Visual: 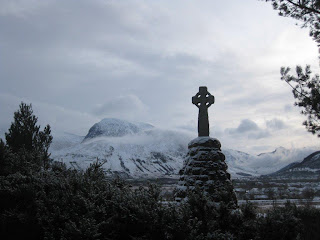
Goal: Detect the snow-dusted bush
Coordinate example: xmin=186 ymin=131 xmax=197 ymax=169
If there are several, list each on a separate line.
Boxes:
xmin=2 ymin=160 xmax=320 ymax=239
xmin=1 ymin=103 xmax=320 ymax=239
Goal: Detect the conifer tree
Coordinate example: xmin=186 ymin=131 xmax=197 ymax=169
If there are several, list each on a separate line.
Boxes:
xmin=264 ymin=0 xmax=320 ymax=47
xmin=264 ymin=0 xmax=320 ymax=137
xmin=0 ymin=139 xmax=7 ymax=175
xmin=281 ymin=66 xmax=320 ymax=136
xmin=5 ymin=102 xmax=53 ymax=168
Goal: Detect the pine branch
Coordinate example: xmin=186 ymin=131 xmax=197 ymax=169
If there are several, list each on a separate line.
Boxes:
xmin=284 ymin=79 xmax=310 ymax=99
xmin=286 ymin=0 xmax=320 ymax=15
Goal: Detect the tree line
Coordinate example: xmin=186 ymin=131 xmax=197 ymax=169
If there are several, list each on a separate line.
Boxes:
xmin=0 ymin=102 xmax=320 ymax=239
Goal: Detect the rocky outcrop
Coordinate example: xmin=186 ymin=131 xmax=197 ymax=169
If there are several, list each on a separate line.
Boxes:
xmin=176 ymin=137 xmax=237 ymax=208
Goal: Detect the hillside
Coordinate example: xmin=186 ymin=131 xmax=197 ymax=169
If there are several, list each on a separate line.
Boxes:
xmin=49 ymin=118 xmax=318 ymax=179
xmin=271 ymin=151 xmax=320 ymax=178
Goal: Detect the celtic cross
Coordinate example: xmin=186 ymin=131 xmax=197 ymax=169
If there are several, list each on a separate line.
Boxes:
xmin=192 ymin=86 xmax=215 ymax=137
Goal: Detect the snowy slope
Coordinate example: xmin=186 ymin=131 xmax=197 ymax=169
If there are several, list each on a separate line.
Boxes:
xmin=50 ymin=131 xmax=84 ymax=151
xmin=49 ymin=118 xmax=318 ymax=178
xmin=223 ymin=149 xmax=258 ymax=177
xmin=83 ymin=118 xmax=154 ymax=141
xmin=51 ymin=128 xmax=188 ymax=178
xmin=271 ymin=151 xmax=320 ymax=177
xmin=251 ymin=147 xmax=317 ymax=175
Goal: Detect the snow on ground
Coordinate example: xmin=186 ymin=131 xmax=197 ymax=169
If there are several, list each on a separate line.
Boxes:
xmin=49 ymin=119 xmax=319 ymax=178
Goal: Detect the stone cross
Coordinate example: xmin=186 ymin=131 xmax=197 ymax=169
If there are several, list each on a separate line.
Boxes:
xmin=192 ymin=86 xmax=215 ymax=137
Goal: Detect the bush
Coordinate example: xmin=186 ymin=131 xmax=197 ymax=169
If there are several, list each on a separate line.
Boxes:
xmin=2 ymin=161 xmax=320 ymax=239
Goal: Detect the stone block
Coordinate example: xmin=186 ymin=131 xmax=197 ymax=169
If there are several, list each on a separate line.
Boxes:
xmin=175 ymin=136 xmax=237 ymax=208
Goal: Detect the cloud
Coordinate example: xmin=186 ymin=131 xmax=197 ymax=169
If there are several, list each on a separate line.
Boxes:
xmin=0 ymin=0 xmax=319 ymax=154
xmin=0 ymin=93 xmax=99 ymax=136
xmin=248 ymin=130 xmax=271 ymax=139
xmin=225 ymin=119 xmax=271 ymax=140
xmin=284 ymin=104 xmax=294 ymax=112
xmin=93 ymin=95 xmax=148 ymax=121
xmin=226 ymin=119 xmax=259 ymax=134
xmin=266 ymin=118 xmax=287 ymax=130
xmin=0 ymin=0 xmax=51 ymax=17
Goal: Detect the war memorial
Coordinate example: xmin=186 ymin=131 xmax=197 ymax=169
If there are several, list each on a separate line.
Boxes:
xmin=175 ymin=86 xmax=238 ymax=208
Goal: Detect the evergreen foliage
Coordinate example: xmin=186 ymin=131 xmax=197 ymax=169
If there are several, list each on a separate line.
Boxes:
xmin=1 ymin=163 xmax=320 ymax=240
xmin=1 ymin=103 xmax=320 ymax=239
xmin=0 ymin=139 xmax=6 ymax=175
xmin=2 ymin=102 xmax=52 ymax=175
xmin=281 ymin=66 xmax=320 ymax=136
xmin=265 ymin=0 xmax=320 ymax=46
xmin=264 ymin=0 xmax=320 ymax=137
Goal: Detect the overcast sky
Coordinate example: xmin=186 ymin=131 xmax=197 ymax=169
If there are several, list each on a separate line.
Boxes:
xmin=0 ymin=0 xmax=319 ymax=154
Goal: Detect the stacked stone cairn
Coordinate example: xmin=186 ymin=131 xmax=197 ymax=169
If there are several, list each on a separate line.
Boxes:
xmin=175 ymin=136 xmax=238 ymax=208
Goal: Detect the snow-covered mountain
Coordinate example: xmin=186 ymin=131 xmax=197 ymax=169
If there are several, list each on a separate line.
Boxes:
xmin=51 ymin=119 xmax=189 ymax=178
xmin=270 ymin=151 xmax=320 ymax=178
xmin=83 ymin=118 xmax=154 ymax=141
xmin=49 ymin=118 xmax=318 ymax=179
xmin=237 ymin=147 xmax=317 ymax=176
xmin=221 ymin=147 xmax=316 ymax=177
xmin=50 ymin=132 xmax=84 ymax=152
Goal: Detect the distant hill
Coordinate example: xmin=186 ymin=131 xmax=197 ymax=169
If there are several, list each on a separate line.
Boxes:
xmin=83 ymin=118 xmax=154 ymax=141
xmin=49 ymin=118 xmax=318 ymax=179
xmin=270 ymin=151 xmax=320 ymax=178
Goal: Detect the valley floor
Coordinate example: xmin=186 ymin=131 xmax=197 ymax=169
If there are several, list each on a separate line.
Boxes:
xmin=127 ymin=175 xmax=320 ymax=208
xmin=238 ymin=198 xmax=320 ymax=209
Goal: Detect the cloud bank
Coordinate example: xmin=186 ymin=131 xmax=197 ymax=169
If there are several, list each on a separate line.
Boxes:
xmin=0 ymin=0 xmax=319 ymax=154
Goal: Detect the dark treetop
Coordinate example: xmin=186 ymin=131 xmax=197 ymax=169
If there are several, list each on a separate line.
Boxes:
xmin=192 ymin=86 xmax=215 ymax=137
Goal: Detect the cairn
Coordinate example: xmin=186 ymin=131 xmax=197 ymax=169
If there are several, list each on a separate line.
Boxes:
xmin=175 ymin=87 xmax=237 ymax=208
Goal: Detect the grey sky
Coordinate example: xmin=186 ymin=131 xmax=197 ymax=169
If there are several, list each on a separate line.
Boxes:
xmin=0 ymin=0 xmax=319 ymax=154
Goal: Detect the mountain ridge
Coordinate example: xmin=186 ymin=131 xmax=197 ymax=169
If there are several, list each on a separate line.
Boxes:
xmin=49 ymin=118 xmax=319 ymax=179
xmin=83 ymin=118 xmax=154 ymax=141
xmin=270 ymin=151 xmax=320 ymax=177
